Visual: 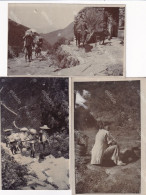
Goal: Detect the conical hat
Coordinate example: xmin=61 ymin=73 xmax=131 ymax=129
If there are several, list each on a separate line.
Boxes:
xmin=30 ymin=129 xmax=37 ymax=134
xmin=40 ymin=125 xmax=50 ymax=130
xmin=4 ymin=129 xmax=13 ymax=132
xmin=20 ymin=127 xmax=29 ymax=132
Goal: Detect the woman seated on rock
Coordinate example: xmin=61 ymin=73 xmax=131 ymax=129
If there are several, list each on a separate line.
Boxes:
xmin=91 ymin=124 xmax=126 ymax=166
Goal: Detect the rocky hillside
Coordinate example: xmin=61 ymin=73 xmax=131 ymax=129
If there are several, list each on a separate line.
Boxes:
xmin=74 ymin=80 xmax=141 ymax=193
xmin=0 ymin=77 xmax=69 ymax=137
xmin=8 ymin=19 xmax=51 ymax=58
xmin=54 ymin=37 xmax=124 ymax=76
xmin=74 ymin=81 xmax=140 ymax=132
xmin=1 ymin=142 xmax=69 ymax=190
xmin=8 ymin=19 xmax=29 ymax=49
xmin=8 ymin=19 xmax=29 ymax=57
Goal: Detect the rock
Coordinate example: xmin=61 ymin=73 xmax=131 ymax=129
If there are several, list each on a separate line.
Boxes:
xmin=87 ymin=163 xmax=102 ymax=171
xmin=120 ymin=147 xmax=140 ymax=164
xmin=47 ymin=176 xmax=54 ymax=184
xmin=48 ymin=154 xmax=55 ymax=159
xmin=58 ymin=151 xmax=62 ymax=155
xmin=56 ymin=46 xmax=80 ymax=69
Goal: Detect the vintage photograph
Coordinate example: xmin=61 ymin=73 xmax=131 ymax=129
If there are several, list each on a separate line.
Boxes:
xmin=73 ymin=80 xmax=141 ymax=193
xmin=0 ymin=77 xmax=69 ymax=190
xmin=8 ymin=4 xmax=125 ymax=76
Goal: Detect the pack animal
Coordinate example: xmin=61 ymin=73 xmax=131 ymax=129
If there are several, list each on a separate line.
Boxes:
xmin=93 ymin=29 xmax=111 ymax=46
xmin=35 ymin=45 xmax=41 ymax=57
xmin=34 ymin=38 xmax=43 ymax=57
xmin=74 ymin=22 xmax=88 ymax=47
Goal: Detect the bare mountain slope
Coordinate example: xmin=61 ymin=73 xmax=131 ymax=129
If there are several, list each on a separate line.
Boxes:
xmin=8 ymin=19 xmax=29 ymax=47
xmin=8 ymin=19 xmax=51 ymax=57
xmin=41 ymin=22 xmax=74 ymax=45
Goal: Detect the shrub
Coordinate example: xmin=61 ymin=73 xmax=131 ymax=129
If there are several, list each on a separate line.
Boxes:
xmin=2 ymin=147 xmax=28 ymax=190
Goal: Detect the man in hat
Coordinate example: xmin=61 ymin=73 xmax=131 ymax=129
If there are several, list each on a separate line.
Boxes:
xmin=39 ymin=130 xmax=48 ymax=151
xmin=4 ymin=129 xmax=12 ymax=147
xmin=38 ymin=130 xmax=47 ymax=162
xmin=23 ymin=30 xmax=34 ymax=62
xmin=9 ymin=140 xmax=17 ymax=155
xmin=28 ymin=129 xmax=38 ymax=158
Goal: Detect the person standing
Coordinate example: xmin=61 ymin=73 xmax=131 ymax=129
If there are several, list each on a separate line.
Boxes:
xmin=23 ymin=30 xmax=33 ymax=62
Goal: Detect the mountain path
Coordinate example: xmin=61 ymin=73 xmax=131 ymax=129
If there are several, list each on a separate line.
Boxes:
xmin=8 ymin=38 xmax=124 ymax=76
xmin=1 ymin=142 xmax=69 ymax=190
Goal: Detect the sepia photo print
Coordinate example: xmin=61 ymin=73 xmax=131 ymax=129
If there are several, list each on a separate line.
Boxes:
xmin=73 ymin=80 xmax=141 ymax=194
xmin=8 ymin=4 xmax=125 ymax=76
xmin=0 ymin=77 xmax=69 ymax=190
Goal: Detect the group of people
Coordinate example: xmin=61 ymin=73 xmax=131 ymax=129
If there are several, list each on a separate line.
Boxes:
xmin=74 ymin=22 xmax=111 ymax=48
xmin=23 ymin=29 xmax=43 ymax=62
xmin=74 ymin=11 xmax=112 ymax=48
xmin=4 ymin=127 xmax=48 ymax=159
xmin=74 ymin=20 xmax=88 ymax=47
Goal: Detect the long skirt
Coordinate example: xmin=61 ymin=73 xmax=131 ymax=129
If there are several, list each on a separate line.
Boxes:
xmin=103 ymin=145 xmax=120 ymax=164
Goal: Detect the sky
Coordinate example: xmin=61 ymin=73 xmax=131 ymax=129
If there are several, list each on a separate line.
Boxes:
xmin=76 ymin=90 xmax=91 ymax=109
xmin=8 ymin=4 xmax=85 ymax=33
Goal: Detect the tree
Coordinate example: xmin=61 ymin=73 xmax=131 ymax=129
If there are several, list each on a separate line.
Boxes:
xmin=53 ymin=37 xmax=67 ymax=51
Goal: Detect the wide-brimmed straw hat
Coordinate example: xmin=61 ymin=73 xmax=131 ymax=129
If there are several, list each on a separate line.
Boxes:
xmin=30 ymin=129 xmax=37 ymax=134
xmin=4 ymin=129 xmax=13 ymax=132
xmin=40 ymin=125 xmax=50 ymax=130
xmin=20 ymin=127 xmax=29 ymax=132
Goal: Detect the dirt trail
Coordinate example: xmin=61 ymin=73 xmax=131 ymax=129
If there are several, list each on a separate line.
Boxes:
xmin=8 ymin=52 xmax=58 ymax=76
xmin=76 ymin=152 xmax=140 ymax=193
xmin=8 ymin=38 xmax=124 ymax=76
xmin=60 ymin=38 xmax=124 ymax=76
xmin=1 ymin=143 xmax=69 ymax=190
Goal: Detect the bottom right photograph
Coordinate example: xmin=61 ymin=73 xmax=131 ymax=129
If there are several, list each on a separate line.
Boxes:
xmin=73 ymin=80 xmax=141 ymax=194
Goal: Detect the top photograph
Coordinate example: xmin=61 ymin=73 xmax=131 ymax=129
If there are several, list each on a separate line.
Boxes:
xmin=8 ymin=4 xmax=125 ymax=76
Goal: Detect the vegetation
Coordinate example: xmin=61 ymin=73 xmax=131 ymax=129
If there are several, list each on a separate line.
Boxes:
xmin=74 ymin=81 xmax=140 ymax=193
xmin=0 ymin=77 xmax=69 ymax=157
xmin=74 ymin=81 xmax=140 ymax=131
xmin=1 ymin=77 xmax=69 ymax=189
xmin=1 ymin=77 xmax=68 ymax=128
xmin=74 ymin=7 xmax=125 ymax=43
xmin=2 ymin=147 xmax=28 ymax=190
xmin=53 ymin=37 xmax=67 ymax=51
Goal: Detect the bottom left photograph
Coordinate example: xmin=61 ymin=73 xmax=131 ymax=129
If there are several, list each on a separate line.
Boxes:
xmin=0 ymin=77 xmax=69 ymax=190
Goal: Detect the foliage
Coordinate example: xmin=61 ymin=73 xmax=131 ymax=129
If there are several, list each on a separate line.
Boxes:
xmin=74 ymin=81 xmax=140 ymax=131
xmin=74 ymin=7 xmax=123 ymax=43
xmin=48 ymin=133 xmax=69 ymax=158
xmin=1 ymin=147 xmax=28 ymax=190
xmin=55 ymin=46 xmax=80 ymax=68
xmin=0 ymin=77 xmax=69 ymax=137
xmin=53 ymin=37 xmax=67 ymax=51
